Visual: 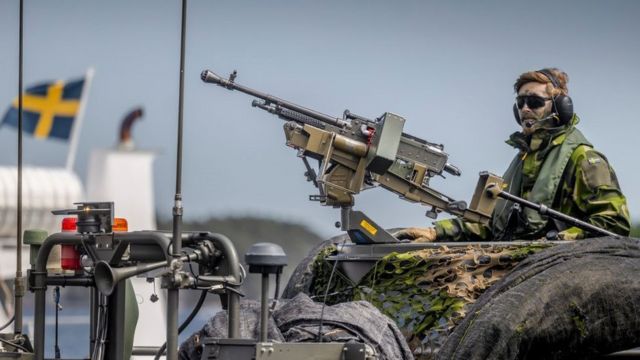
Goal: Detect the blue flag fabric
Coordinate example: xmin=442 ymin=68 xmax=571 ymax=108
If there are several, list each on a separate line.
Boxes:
xmin=1 ymin=78 xmax=85 ymax=141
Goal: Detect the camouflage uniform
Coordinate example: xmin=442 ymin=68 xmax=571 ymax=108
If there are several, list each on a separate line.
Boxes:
xmin=435 ymin=116 xmax=630 ymax=241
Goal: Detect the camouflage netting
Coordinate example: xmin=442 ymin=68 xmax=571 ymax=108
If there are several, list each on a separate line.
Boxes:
xmin=282 ymin=233 xmax=354 ymax=299
xmin=283 ymin=235 xmax=552 ymax=359
xmin=436 ymin=236 xmax=640 ymax=360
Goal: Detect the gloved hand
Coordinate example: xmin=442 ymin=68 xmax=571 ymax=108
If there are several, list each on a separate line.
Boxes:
xmin=558 ymin=227 xmax=585 ymax=240
xmin=393 ymin=227 xmax=437 ymax=243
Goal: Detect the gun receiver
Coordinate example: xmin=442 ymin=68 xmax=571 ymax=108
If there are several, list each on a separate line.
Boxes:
xmin=202 ymin=69 xmax=495 ymax=243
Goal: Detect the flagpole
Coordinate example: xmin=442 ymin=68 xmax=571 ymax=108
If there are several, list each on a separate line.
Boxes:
xmin=65 ymin=67 xmax=94 ymax=171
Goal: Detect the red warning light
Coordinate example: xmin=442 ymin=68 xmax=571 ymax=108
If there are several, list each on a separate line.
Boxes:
xmin=61 ymin=245 xmax=81 ymax=270
xmin=60 ymin=217 xmax=81 ymax=270
xmin=61 ymin=217 xmax=77 ymax=232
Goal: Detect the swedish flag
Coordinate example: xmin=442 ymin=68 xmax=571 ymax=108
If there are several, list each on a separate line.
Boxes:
xmin=1 ymin=78 xmax=85 ymax=141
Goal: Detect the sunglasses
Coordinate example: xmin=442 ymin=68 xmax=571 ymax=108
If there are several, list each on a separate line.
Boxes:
xmin=516 ymin=95 xmax=552 ymax=110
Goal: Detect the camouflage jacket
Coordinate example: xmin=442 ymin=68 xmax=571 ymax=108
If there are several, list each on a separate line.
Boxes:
xmin=434 ymin=116 xmax=631 ymax=241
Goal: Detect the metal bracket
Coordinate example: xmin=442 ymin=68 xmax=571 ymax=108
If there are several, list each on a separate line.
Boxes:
xmin=447 ymin=200 xmax=467 ymax=212
xmin=201 ymin=339 xmax=377 ymax=359
xmin=301 ymin=156 xmax=319 ymax=187
xmin=95 ymin=234 xmax=114 ymax=250
xmin=309 ymin=194 xmax=327 ymax=202
xmin=343 ymin=208 xmax=398 ymax=244
xmin=342 ymin=342 xmax=371 ymax=360
xmin=426 ymin=206 xmax=439 ymax=219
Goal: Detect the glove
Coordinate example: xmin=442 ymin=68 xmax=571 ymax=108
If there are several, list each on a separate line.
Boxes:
xmin=558 ymin=227 xmax=585 ymax=240
xmin=393 ymin=227 xmax=437 ymax=242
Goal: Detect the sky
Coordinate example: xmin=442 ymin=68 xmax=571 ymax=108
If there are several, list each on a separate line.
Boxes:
xmin=0 ymin=0 xmax=639 ymax=237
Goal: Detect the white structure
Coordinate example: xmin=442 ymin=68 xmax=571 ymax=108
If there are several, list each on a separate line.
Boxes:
xmin=0 ymin=166 xmax=83 ymax=286
xmin=0 ymin=167 xmax=83 ymax=238
xmin=86 ymin=147 xmax=165 ymax=352
xmin=86 ymin=149 xmax=156 ymax=230
xmin=0 ymin=167 xmax=83 ymax=331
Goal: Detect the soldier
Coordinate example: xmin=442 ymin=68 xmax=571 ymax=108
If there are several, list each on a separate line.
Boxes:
xmin=397 ymin=68 xmax=630 ymax=242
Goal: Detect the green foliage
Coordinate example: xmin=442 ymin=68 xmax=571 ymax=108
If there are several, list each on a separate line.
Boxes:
xmin=631 ymin=223 xmax=640 ymax=238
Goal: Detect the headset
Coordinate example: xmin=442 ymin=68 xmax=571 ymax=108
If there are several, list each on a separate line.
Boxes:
xmin=513 ymin=69 xmax=574 ymax=126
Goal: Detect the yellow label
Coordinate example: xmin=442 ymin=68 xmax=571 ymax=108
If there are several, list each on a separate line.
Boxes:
xmin=359 ymin=220 xmax=378 ymax=236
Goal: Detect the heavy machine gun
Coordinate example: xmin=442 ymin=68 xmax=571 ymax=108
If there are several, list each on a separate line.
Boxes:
xmin=201 ymin=70 xmax=497 ymax=244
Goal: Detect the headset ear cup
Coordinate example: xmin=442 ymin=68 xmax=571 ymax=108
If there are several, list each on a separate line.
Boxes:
xmin=553 ymin=95 xmax=574 ymax=125
xmin=513 ymin=103 xmax=522 ymax=125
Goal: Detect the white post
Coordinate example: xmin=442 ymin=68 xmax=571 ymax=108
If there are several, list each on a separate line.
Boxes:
xmin=65 ymin=67 xmax=95 ymax=171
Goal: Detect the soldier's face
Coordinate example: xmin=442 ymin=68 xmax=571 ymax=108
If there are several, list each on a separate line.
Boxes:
xmin=517 ymin=82 xmax=553 ymax=134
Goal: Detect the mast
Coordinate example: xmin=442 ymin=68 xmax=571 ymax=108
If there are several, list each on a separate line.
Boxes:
xmin=14 ymin=0 xmax=25 ymax=336
xmin=167 ymin=0 xmax=188 ymax=358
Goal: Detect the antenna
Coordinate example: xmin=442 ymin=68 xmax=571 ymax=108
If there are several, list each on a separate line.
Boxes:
xmin=14 ymin=0 xmax=25 ymax=337
xmin=166 ymin=0 xmax=188 ymax=359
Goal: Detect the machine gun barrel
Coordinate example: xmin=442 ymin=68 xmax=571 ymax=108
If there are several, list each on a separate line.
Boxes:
xmin=201 ymin=70 xmax=346 ymax=128
xmin=252 ymin=100 xmax=330 ymax=129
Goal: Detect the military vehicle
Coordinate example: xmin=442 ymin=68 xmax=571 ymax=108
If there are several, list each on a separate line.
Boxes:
xmin=1 ymin=1 xmax=639 ymax=359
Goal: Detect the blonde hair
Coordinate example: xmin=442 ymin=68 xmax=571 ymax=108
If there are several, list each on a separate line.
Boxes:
xmin=514 ymin=68 xmax=569 ymax=97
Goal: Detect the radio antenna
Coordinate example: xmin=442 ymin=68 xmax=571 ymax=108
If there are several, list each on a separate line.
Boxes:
xmin=166 ymin=0 xmax=188 ymax=359
xmin=14 ymin=0 xmax=25 ymax=337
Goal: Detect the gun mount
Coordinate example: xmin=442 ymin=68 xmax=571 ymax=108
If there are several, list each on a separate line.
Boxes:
xmin=201 ymin=69 xmax=498 ymax=244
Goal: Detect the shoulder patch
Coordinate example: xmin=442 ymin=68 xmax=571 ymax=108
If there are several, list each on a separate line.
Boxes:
xmin=580 ymin=150 xmax=612 ymax=189
xmin=587 ymin=157 xmax=602 ymax=165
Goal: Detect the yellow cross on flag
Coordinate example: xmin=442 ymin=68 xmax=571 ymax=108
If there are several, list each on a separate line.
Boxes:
xmin=2 ymin=77 xmax=85 ymax=140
